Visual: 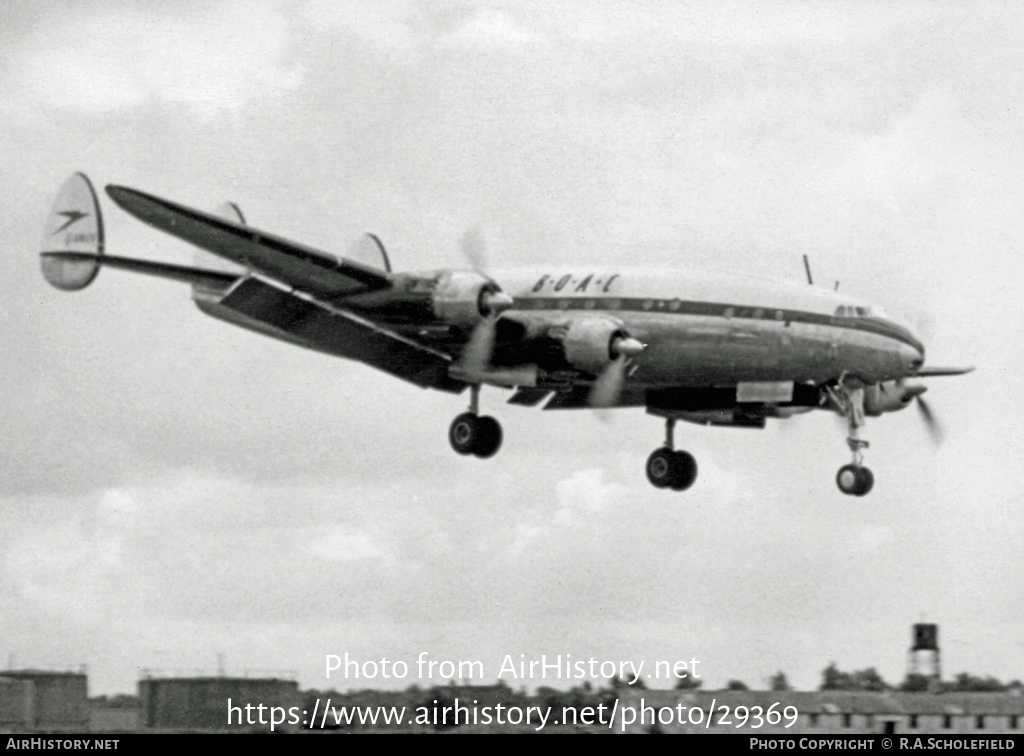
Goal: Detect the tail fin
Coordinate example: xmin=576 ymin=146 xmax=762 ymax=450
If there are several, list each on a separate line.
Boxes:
xmin=191 ymin=202 xmax=248 ymax=291
xmin=347 ymin=233 xmax=392 ymax=273
xmin=216 ymin=201 xmax=246 ymax=226
xmin=41 ymin=172 xmax=104 ymax=290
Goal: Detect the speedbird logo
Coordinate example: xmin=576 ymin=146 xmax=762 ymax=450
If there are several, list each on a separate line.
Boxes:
xmin=53 ymin=210 xmax=87 ymax=233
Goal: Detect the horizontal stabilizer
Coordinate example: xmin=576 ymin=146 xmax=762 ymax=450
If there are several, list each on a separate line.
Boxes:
xmin=915 ymin=366 xmax=975 ymax=377
xmin=41 ymin=172 xmax=104 ymax=290
xmin=40 ymin=252 xmax=238 ymax=288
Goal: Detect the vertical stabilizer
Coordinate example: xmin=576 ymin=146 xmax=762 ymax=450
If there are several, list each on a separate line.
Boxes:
xmin=346 ymin=233 xmax=392 ymax=272
xmin=191 ymin=201 xmax=248 ymax=294
xmin=215 ymin=201 xmax=246 ymax=226
xmin=40 ymin=172 xmax=104 ymax=290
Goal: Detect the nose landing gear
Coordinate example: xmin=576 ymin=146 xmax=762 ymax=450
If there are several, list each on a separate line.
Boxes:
xmin=836 ymin=459 xmax=874 ymax=496
xmin=829 ymin=378 xmax=875 ymax=496
xmin=645 ymin=418 xmax=698 ymax=492
xmin=449 ymin=384 xmax=503 ymax=458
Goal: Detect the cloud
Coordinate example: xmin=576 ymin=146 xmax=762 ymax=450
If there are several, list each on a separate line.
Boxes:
xmin=438 ymin=8 xmax=546 ymax=50
xmin=554 ymin=466 xmax=625 ymax=518
xmin=298 ymin=2 xmax=545 ymax=67
xmin=509 ymin=466 xmax=627 ymax=556
xmin=849 ymin=525 xmax=896 ymax=554
xmin=4 ymin=3 xmax=304 ymax=120
xmin=305 ymin=524 xmax=390 ymax=563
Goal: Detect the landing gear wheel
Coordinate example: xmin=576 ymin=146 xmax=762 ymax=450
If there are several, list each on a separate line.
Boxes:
xmin=836 ymin=464 xmax=874 ymax=496
xmin=449 ymin=413 xmax=478 ymax=456
xmin=854 ymin=466 xmax=874 ymax=496
xmin=669 ymin=451 xmax=698 ymax=491
xmin=646 ymin=448 xmax=676 ymax=489
xmin=471 ymin=416 xmax=503 ymax=458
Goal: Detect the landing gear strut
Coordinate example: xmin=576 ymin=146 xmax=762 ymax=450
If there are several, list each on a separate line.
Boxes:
xmin=646 ymin=418 xmax=698 ymax=491
xmin=830 ymin=378 xmax=874 ymax=496
xmin=449 ymin=384 xmax=503 ymax=459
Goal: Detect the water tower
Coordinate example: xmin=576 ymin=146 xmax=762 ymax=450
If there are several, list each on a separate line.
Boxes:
xmin=908 ymin=623 xmax=941 ymax=685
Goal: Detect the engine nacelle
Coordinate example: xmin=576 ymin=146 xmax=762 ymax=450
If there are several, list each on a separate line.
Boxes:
xmin=558 ymin=317 xmax=644 ymax=375
xmin=864 ymin=379 xmax=925 ymax=416
xmin=431 ymin=270 xmax=511 ymax=329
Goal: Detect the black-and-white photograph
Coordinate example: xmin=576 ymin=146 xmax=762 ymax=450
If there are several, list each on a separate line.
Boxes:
xmin=2 ymin=0 xmax=1021 ymax=738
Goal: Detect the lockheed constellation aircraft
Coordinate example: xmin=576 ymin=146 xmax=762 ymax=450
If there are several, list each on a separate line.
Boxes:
xmin=41 ymin=173 xmax=972 ymax=496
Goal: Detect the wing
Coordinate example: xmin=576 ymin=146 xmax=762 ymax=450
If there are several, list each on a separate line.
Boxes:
xmin=41 ymin=176 xmax=468 ymax=394
xmin=209 ymin=275 xmax=465 ymax=392
xmin=104 ymin=185 xmax=391 ymax=298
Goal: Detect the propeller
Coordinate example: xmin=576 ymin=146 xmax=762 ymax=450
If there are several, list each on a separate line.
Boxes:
xmin=915 ymin=394 xmax=944 ymax=446
xmin=588 ymin=335 xmax=645 ymax=410
xmin=901 ymin=377 xmax=947 ymax=446
xmin=455 ymin=224 xmax=500 ymax=375
xmin=460 ymin=224 xmax=489 ymax=275
xmin=450 ymin=224 xmax=511 ymax=376
xmin=456 ymin=289 xmax=514 ymax=376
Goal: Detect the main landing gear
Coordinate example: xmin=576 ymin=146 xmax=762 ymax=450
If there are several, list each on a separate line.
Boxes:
xmin=829 ymin=378 xmax=874 ymax=496
xmin=448 ymin=384 xmax=503 ymax=459
xmin=646 ymin=418 xmax=698 ymax=492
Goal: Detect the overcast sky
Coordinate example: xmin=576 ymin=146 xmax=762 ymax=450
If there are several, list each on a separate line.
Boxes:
xmin=1 ymin=1 xmax=1022 ymax=696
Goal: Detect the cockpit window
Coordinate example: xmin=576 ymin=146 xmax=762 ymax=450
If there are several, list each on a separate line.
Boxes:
xmin=834 ymin=305 xmax=880 ymax=318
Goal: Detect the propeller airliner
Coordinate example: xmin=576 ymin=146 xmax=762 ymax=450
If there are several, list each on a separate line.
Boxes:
xmin=40 ymin=173 xmax=972 ymax=495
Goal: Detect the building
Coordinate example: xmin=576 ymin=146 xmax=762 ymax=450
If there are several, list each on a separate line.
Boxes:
xmin=0 ymin=671 xmax=89 ymax=732
xmin=616 ymin=689 xmax=1024 ymax=734
xmin=139 ymin=676 xmax=302 ymax=731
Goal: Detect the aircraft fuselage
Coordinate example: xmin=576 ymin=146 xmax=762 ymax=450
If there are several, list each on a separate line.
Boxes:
xmin=495 ymin=267 xmax=923 ymax=388
xmin=194 ymin=264 xmax=923 ymax=393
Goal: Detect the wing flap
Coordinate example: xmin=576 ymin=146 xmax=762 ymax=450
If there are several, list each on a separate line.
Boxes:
xmin=507 ymin=387 xmax=552 ymax=406
xmin=218 ymin=277 xmax=465 ymax=392
xmin=105 ymin=185 xmax=392 ymax=298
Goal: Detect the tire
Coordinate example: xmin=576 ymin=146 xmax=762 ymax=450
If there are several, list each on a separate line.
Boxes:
xmin=449 ymin=413 xmax=478 ymax=455
xmin=836 ymin=464 xmax=872 ymax=496
xmin=669 ymin=451 xmax=698 ymax=491
xmin=646 ymin=448 xmax=676 ymax=489
xmin=472 ymin=416 xmax=503 ymax=459
xmin=854 ymin=466 xmax=874 ymax=496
